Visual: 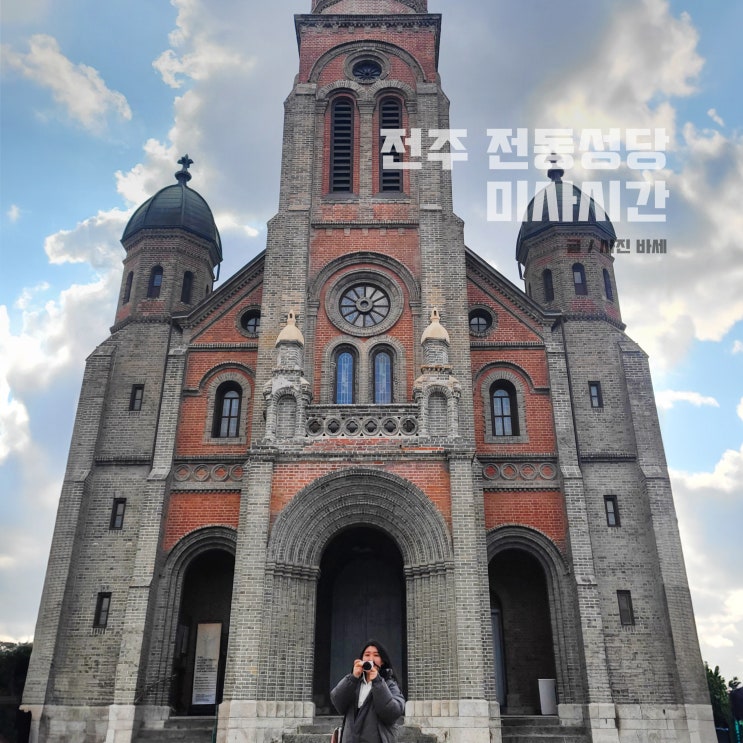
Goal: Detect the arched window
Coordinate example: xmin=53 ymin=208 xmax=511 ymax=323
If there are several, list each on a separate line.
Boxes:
xmin=330 ymin=97 xmax=354 ymax=193
xmin=603 ymin=269 xmax=614 ymax=301
xmin=147 ymin=266 xmax=163 ymax=299
xmin=372 ymin=348 xmax=393 ymax=404
xmin=379 ymin=96 xmax=403 ymax=192
xmin=491 ymin=381 xmax=519 ymax=437
xmin=334 ymin=348 xmax=356 ymax=404
xmin=181 ymin=271 xmax=194 ymax=304
xmin=213 ymin=382 xmax=242 ymax=438
xmin=123 ymin=271 xmax=134 ymax=304
xmin=572 ymin=263 xmax=587 ymax=296
xmin=543 ymin=269 xmax=554 ymax=302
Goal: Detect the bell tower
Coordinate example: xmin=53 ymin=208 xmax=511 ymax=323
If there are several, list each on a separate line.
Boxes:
xmin=114 ymin=156 xmax=222 ymax=329
xmin=516 ymin=161 xmax=621 ymax=326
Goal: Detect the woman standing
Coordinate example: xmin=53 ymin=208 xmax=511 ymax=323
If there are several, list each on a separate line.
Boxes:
xmin=330 ymin=639 xmax=405 ymax=743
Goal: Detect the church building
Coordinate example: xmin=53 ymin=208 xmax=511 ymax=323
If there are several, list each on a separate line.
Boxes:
xmin=22 ymin=1 xmax=715 ymax=742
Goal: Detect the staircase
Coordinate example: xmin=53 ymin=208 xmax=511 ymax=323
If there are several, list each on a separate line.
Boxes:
xmin=134 ymin=716 xmax=215 ymax=743
xmin=282 ymin=716 xmax=438 ymax=742
xmin=501 ymin=716 xmax=589 ymax=743
xmin=133 ymin=714 xmax=588 ymax=743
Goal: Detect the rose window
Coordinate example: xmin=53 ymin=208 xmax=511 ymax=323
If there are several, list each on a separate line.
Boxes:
xmin=352 ymin=60 xmax=383 ymax=82
xmin=339 ymin=284 xmax=390 ymax=328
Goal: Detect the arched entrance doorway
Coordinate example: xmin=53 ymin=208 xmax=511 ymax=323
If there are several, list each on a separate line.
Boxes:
xmin=489 ymin=548 xmax=556 ymax=714
xmin=313 ymin=526 xmax=406 ymax=714
xmin=171 ymin=549 xmax=235 ymax=715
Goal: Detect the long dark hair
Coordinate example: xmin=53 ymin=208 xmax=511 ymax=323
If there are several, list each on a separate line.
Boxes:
xmin=358 ymin=638 xmax=397 ymax=682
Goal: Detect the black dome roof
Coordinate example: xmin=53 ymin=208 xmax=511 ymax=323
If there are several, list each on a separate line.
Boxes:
xmin=516 ymin=176 xmax=616 ymax=265
xmin=122 ymin=163 xmax=222 ymax=264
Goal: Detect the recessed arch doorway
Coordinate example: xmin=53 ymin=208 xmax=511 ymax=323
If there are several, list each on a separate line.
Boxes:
xmin=489 ymin=548 xmax=556 ymax=714
xmin=171 ymin=548 xmax=234 ymax=715
xmin=313 ymin=526 xmax=406 ymax=714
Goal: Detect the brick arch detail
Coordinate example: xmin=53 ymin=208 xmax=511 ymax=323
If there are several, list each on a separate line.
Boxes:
xmin=310 ymin=42 xmax=426 ymax=86
xmin=478 ymin=366 xmax=529 ymax=445
xmin=268 ymin=468 xmax=452 ymax=569
xmin=260 ymin=469 xmax=459 ymax=701
xmin=197 ymin=363 xmax=255 ymax=392
xmin=142 ymin=526 xmax=237 ymax=706
xmin=486 ymin=525 xmax=585 ymax=704
xmin=202 ymin=368 xmax=253 ymax=445
xmin=307 ymin=250 xmax=421 ymax=306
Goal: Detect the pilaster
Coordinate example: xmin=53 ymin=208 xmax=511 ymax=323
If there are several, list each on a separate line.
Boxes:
xmin=219 ymin=453 xmax=281 ymax=739
xmin=22 ymin=344 xmax=115 ymax=714
xmin=104 ymin=344 xmax=188 ymax=743
xmin=621 ymin=345 xmax=713 ymax=720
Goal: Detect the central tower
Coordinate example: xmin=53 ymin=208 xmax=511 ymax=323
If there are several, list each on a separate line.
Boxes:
xmin=220 ymin=0 xmax=491 ymax=740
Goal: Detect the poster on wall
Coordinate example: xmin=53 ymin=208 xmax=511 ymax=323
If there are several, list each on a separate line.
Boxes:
xmin=192 ymin=622 xmax=222 ymax=706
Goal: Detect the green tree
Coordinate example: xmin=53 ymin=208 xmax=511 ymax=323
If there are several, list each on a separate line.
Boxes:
xmin=707 ymin=662 xmax=732 ymax=729
xmin=0 ymin=642 xmax=32 ymax=743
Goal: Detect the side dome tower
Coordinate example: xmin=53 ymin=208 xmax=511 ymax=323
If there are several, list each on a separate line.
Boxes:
xmin=114 ymin=155 xmax=222 ymax=327
xmin=516 ymin=161 xmax=622 ymax=327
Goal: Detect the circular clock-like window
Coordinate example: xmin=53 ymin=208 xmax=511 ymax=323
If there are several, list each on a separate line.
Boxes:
xmin=340 ymin=284 xmax=390 ymax=328
xmin=352 ymin=59 xmax=383 ymax=82
xmin=326 ymin=270 xmax=403 ymax=337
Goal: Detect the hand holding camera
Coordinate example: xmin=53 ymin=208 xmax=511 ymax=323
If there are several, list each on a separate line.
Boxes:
xmin=353 ymin=658 xmax=379 ymax=681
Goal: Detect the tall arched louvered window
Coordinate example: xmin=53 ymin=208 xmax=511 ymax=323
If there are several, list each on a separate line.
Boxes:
xmin=373 ymin=348 xmax=393 ymax=404
xmin=181 ymin=271 xmax=194 ymax=304
xmin=330 ymin=98 xmax=354 ymax=193
xmin=334 ymin=348 xmax=356 ymax=404
xmin=603 ymin=269 xmax=614 ymax=301
xmin=491 ymin=381 xmax=519 ymax=437
xmin=147 ymin=266 xmax=163 ymax=299
xmin=543 ymin=269 xmax=554 ymax=302
xmin=123 ymin=271 xmax=134 ymax=304
xmin=379 ymin=96 xmax=403 ymax=192
xmin=213 ymin=382 xmax=242 ymax=438
xmin=572 ymin=263 xmax=587 ymax=296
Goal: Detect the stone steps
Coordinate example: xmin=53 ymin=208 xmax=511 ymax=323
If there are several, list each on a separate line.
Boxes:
xmin=134 ymin=716 xmax=215 ymax=743
xmin=283 ymin=717 xmax=438 ymax=743
xmin=501 ymin=716 xmax=589 ymax=743
xmin=133 ymin=714 xmax=587 ymax=743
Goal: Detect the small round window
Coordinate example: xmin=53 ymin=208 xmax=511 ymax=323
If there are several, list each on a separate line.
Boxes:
xmin=469 ymin=309 xmax=493 ymax=335
xmin=340 ymin=284 xmax=390 ymax=328
xmin=240 ymin=309 xmax=261 ymax=335
xmin=352 ymin=60 xmax=382 ymax=82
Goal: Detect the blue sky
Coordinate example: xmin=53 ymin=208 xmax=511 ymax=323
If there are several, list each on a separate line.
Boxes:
xmin=1 ymin=0 xmax=742 ymax=686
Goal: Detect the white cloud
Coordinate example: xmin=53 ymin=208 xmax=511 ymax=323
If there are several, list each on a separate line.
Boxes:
xmin=733 ymin=341 xmax=743 ymax=355
xmin=0 ymin=310 xmax=31 ymax=463
xmin=14 ymin=282 xmax=50 ymax=311
xmin=672 ymin=446 xmax=743 ymax=681
xmin=1 ymin=34 xmax=132 ymax=134
xmin=737 ymin=397 xmax=743 ymax=423
xmin=533 ymin=0 xmax=703 ymax=144
xmin=7 ymin=204 xmax=21 ymax=223
xmin=671 ymin=443 xmax=743 ymax=494
xmin=707 ymin=109 xmax=725 ymax=127
xmin=655 ymin=390 xmax=719 ymax=411
xmin=44 ymin=208 xmax=130 ymax=269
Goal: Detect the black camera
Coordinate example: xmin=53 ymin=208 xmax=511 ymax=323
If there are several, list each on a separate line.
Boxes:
xmin=361 ymin=660 xmax=375 ymax=672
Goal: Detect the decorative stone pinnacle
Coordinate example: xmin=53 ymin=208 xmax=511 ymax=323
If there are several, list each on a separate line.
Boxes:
xmin=275 ymin=310 xmax=305 ymax=346
xmin=421 ymin=307 xmax=450 ymax=344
